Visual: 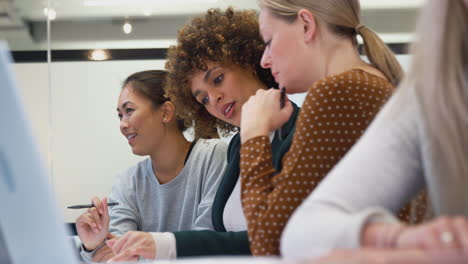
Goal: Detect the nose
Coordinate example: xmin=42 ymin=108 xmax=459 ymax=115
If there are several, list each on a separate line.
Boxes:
xmin=208 ymin=88 xmax=223 ymax=107
xmin=120 ymin=117 xmax=128 ymax=134
xmin=260 ymin=46 xmax=271 ymax=69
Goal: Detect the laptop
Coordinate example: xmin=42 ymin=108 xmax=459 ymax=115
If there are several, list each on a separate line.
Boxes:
xmin=0 ymin=42 xmax=79 ymax=264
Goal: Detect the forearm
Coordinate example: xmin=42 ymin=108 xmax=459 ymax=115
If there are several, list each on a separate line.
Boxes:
xmin=240 ymin=136 xmax=305 ymax=256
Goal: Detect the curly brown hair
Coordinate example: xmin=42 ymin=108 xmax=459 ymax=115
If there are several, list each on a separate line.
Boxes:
xmin=165 ymin=7 xmax=276 ymax=139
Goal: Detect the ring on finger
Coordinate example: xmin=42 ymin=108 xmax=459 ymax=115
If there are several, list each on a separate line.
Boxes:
xmin=440 ymin=231 xmax=455 ymax=244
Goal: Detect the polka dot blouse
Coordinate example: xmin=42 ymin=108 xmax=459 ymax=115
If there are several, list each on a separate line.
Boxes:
xmin=240 ymin=69 xmax=426 ymax=256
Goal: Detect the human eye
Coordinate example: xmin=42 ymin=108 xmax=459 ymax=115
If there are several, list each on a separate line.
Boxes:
xmin=125 ymin=108 xmax=134 ymax=114
xmin=213 ymin=73 xmax=224 ymax=85
xmin=118 ymin=113 xmax=122 ymax=120
xmin=201 ymin=96 xmax=209 ymax=105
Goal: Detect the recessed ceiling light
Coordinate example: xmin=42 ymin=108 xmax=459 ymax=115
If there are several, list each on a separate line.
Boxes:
xmin=43 ymin=8 xmax=57 ymax=21
xmin=123 ymin=22 xmax=132 ymax=34
xmin=88 ymin=49 xmax=110 ymax=61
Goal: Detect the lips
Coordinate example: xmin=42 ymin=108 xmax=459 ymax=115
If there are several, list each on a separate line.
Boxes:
xmin=126 ymin=133 xmax=137 ymax=144
xmin=221 ymin=102 xmax=235 ymax=119
xmin=273 ymin=72 xmax=279 ymax=82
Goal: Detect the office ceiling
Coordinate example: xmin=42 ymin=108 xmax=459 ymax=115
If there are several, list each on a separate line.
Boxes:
xmin=12 ymin=0 xmax=426 ymax=20
xmin=0 ymin=0 xmax=427 ymax=51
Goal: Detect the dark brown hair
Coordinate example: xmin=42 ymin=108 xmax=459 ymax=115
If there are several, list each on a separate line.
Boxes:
xmin=165 ymin=8 xmax=276 ymax=139
xmin=123 ymin=70 xmax=188 ymax=132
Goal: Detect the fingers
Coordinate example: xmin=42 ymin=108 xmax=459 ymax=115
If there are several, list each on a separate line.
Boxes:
xmin=108 ymin=246 xmax=155 ymax=262
xmin=107 ymin=233 xmax=117 ymax=240
xmin=102 ymin=197 xmax=110 ymax=221
xmin=88 ymin=207 xmax=102 ymax=230
xmin=91 ymin=196 xmax=103 ymax=214
xmin=76 ymin=196 xmax=111 ymax=233
xmin=76 ymin=211 xmax=100 ymax=233
xmin=91 ymin=196 xmax=103 ymax=229
xmin=400 ymin=216 xmax=468 ymax=251
xmin=107 ymin=234 xmax=134 ymax=262
xmin=107 ymin=248 xmax=139 ymax=262
xmin=106 ymin=239 xmax=116 ymax=251
xmin=109 ymin=232 xmax=133 ymax=256
xmin=107 ymin=232 xmax=156 ymax=262
xmin=431 ymin=217 xmax=460 ymax=249
xmin=100 ymin=197 xmax=111 ymax=232
xmin=453 ymin=217 xmax=468 ymax=248
xmin=282 ymin=99 xmax=294 ymax=115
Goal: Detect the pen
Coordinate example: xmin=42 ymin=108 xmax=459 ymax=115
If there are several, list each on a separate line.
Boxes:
xmin=278 ymin=87 xmax=286 ymax=141
xmin=67 ymin=202 xmax=119 ymax=209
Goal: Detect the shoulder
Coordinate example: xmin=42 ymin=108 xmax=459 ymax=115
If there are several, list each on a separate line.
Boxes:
xmin=111 ymin=158 xmax=151 ymax=194
xmin=194 ymin=138 xmax=228 ymax=153
xmin=314 ymin=69 xmax=393 ymax=93
xmin=115 ymin=158 xmax=150 ymax=184
xmin=190 ymin=138 xmax=228 ymax=163
xmin=306 ymin=69 xmax=394 ymax=108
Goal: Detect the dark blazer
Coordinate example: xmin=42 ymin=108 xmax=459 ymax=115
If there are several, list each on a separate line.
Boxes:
xmin=174 ymin=102 xmax=300 ymax=257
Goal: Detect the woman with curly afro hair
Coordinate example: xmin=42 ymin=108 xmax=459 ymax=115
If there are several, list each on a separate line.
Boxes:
xmin=160 ymin=7 xmax=300 ymax=259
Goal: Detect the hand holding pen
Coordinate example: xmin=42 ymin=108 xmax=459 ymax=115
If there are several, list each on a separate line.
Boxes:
xmin=75 ymin=196 xmax=112 ymax=251
xmin=240 ymin=87 xmax=292 ymax=144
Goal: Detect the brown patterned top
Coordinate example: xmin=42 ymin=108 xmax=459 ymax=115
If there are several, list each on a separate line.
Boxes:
xmin=240 ymin=69 xmax=426 ymax=256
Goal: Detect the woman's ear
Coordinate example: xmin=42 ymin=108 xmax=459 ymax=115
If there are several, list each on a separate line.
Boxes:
xmin=297 ymin=9 xmax=317 ymax=43
xmin=160 ymin=101 xmax=176 ymax=124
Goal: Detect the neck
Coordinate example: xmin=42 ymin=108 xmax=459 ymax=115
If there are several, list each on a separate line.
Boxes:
xmin=315 ymin=32 xmax=367 ymax=83
xmin=149 ymin=128 xmax=191 ymax=184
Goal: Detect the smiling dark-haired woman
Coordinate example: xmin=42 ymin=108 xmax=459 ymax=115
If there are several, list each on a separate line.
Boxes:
xmin=75 ymin=70 xmax=227 ymax=262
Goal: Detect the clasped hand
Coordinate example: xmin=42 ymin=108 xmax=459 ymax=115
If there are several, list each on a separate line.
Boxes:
xmin=241 ymin=88 xmax=293 ymax=144
xmin=107 ymin=231 xmax=156 ymax=262
xmin=396 ymin=216 xmax=468 ymax=250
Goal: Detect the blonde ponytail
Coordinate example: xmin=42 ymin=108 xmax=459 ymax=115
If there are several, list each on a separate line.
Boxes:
xmin=357 ymin=25 xmax=404 ymax=86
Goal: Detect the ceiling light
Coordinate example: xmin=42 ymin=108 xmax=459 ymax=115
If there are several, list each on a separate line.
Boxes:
xmin=89 ymin=49 xmax=110 ymax=61
xmin=43 ymin=8 xmax=57 ymax=21
xmin=122 ymin=22 xmax=132 ymax=34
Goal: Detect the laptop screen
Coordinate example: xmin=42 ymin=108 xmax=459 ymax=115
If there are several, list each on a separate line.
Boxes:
xmin=0 ymin=226 xmax=12 ymax=264
xmin=0 ymin=42 xmax=79 ymax=264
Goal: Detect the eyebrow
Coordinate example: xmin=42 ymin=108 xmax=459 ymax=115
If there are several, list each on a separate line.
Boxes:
xmin=193 ymin=90 xmax=202 ymax=98
xmin=203 ymin=66 xmax=219 ymax=83
xmin=117 ymin=101 xmax=131 ymax=112
xmin=192 ymin=66 xmax=220 ymax=98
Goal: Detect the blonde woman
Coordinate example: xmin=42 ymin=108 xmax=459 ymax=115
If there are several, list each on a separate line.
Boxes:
xmin=281 ymin=0 xmax=468 ymax=260
xmin=239 ymin=0 xmax=426 ymax=256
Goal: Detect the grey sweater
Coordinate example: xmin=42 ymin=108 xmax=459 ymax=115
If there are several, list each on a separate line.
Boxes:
xmin=81 ymin=139 xmax=227 ymax=261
